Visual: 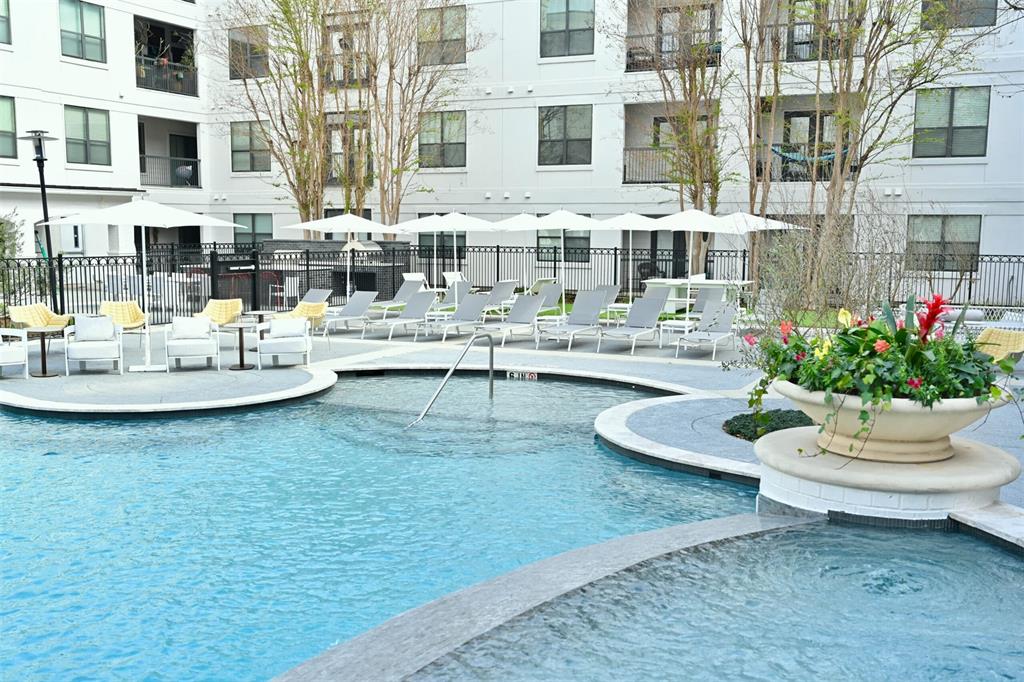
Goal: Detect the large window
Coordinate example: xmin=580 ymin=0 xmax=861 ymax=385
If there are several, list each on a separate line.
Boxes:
xmin=229 ymin=26 xmax=269 ymax=79
xmin=0 ymin=97 xmax=14 ymax=158
xmin=540 ymin=0 xmax=594 ymax=57
xmin=538 ymin=225 xmax=591 ymax=263
xmin=59 ymin=0 xmax=105 ymax=62
xmin=64 ymin=105 xmax=110 ymax=165
xmin=913 ymin=86 xmax=989 ymax=158
xmin=907 ymin=215 xmax=981 ymax=271
xmin=327 ymin=116 xmax=373 ymax=185
xmin=418 ymin=5 xmax=466 ymax=65
xmin=538 ymin=104 xmax=592 ymax=165
xmin=234 ymin=213 xmax=273 ymax=244
xmin=326 ymin=19 xmax=369 ymax=86
xmin=419 ymin=111 xmax=466 ymax=168
xmin=0 ymin=0 xmax=11 ymax=45
xmin=921 ymin=0 xmax=997 ymax=29
xmin=417 ymin=231 xmax=466 ymax=251
xmin=230 ymin=121 xmax=271 ymax=172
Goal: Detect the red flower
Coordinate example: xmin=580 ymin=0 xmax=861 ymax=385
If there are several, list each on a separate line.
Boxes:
xmin=916 ymin=294 xmax=949 ymax=343
xmin=743 ymin=334 xmax=757 ymax=346
xmin=907 ymin=377 xmax=923 ymax=390
xmin=794 ymin=352 xmax=806 ymax=362
xmin=780 ymin=320 xmax=794 ymax=336
xmin=873 ymin=339 xmax=891 ymax=353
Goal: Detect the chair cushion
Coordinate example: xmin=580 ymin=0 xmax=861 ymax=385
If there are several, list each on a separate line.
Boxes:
xmin=259 ymin=337 xmax=308 ymax=354
xmin=75 ymin=316 xmax=115 ymax=342
xmin=67 ymin=340 xmax=120 ymax=360
xmin=166 ymin=338 xmax=217 ymax=357
xmin=171 ymin=317 xmax=211 ymax=340
xmin=269 ymin=318 xmax=307 ymax=338
xmin=0 ymin=345 xmax=26 ymax=364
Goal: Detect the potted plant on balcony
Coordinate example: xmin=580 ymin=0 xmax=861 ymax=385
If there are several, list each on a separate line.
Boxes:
xmin=745 ymin=294 xmax=1016 ymax=463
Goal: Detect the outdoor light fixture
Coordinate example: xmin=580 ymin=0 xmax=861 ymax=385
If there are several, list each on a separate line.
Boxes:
xmin=18 ymin=130 xmax=60 ymax=311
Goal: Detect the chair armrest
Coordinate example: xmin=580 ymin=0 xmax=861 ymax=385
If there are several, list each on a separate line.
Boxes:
xmin=256 ymin=322 xmax=271 ymax=332
xmin=64 ymin=326 xmax=76 ymax=340
xmin=0 ymin=327 xmax=27 ymax=341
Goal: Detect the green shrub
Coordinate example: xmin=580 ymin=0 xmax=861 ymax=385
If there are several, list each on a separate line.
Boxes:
xmin=723 ymin=409 xmax=812 ymax=442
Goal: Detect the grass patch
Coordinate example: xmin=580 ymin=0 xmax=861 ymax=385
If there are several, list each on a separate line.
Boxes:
xmin=723 ymin=409 xmax=813 ymax=442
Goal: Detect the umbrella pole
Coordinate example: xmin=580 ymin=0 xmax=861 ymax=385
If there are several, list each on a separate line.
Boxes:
xmin=433 ymin=232 xmax=438 ymax=288
xmin=628 ymin=230 xmax=634 ymax=303
xmin=686 ymin=230 xmax=694 ymax=318
xmin=129 ymin=225 xmax=165 ymax=372
xmin=560 ymin=228 xmax=566 ymax=317
xmin=346 ymin=248 xmax=352 ymax=298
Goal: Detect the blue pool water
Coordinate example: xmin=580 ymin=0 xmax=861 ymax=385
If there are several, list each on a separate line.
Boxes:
xmin=0 ymin=375 xmax=756 ymax=679
xmin=419 ymin=523 xmax=1024 ymax=681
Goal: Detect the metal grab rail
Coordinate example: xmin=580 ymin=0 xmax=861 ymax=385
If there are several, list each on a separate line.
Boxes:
xmin=408 ymin=332 xmax=495 ymax=428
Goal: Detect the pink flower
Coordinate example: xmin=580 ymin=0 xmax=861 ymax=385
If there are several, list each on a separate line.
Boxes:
xmin=896 ymin=319 xmax=905 ymax=330
xmin=873 ymin=339 xmax=891 ymax=353
xmin=743 ymin=334 xmax=757 ymax=346
xmin=780 ymin=320 xmax=794 ymax=336
xmin=907 ymin=377 xmax=923 ymax=390
xmin=794 ymin=352 xmax=806 ymax=362
xmin=934 ymin=325 xmax=945 ymax=340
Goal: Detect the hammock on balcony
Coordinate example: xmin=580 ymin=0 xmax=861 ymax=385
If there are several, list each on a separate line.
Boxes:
xmin=771 ymin=145 xmax=845 ymax=162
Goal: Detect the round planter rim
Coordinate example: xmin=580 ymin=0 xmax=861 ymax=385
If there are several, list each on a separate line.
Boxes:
xmin=771 ymin=378 xmax=1009 ymax=413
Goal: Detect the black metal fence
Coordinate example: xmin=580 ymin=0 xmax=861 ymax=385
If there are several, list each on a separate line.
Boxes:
xmin=2 ymin=247 xmax=1021 ymax=325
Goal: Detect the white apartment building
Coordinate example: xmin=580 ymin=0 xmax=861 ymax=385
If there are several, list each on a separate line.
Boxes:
xmin=0 ymin=0 xmax=1021 ymax=265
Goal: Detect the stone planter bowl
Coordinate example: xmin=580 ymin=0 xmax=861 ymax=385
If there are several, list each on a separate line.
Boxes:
xmin=772 ymin=379 xmax=1009 ymax=463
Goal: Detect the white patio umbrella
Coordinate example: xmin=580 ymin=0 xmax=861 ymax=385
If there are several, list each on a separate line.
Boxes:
xmin=493 ymin=213 xmax=544 ymax=289
xmin=595 ymin=213 xmax=662 ymax=303
xmin=42 ymin=199 xmax=244 ymax=371
xmin=535 ymin=210 xmax=602 ymax=315
xmin=717 ymin=212 xmax=806 ymax=233
xmin=396 ymin=213 xmax=447 ymax=287
xmin=655 ymin=209 xmax=749 ymax=310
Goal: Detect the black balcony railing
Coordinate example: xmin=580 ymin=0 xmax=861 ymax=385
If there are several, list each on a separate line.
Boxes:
xmin=625 ymin=31 xmax=721 ymax=72
xmin=755 ymin=143 xmax=856 ymax=182
xmin=623 ymin=147 xmax=673 ymax=184
xmin=136 ymin=55 xmax=198 ymax=97
xmin=140 ymin=155 xmax=202 ymax=187
xmin=758 ymin=20 xmax=865 ymax=62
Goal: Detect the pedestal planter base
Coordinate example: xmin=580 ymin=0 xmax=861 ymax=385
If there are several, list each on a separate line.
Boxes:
xmin=755 ymin=426 xmax=1021 ymax=521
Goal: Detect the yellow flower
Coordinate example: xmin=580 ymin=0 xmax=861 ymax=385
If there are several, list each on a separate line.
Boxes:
xmin=814 ymin=338 xmax=832 ymax=360
xmin=837 ymin=308 xmax=852 ymax=328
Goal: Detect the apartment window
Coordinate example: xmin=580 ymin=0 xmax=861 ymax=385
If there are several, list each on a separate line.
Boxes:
xmin=417 ymin=231 xmax=466 ymax=251
xmin=234 ymin=213 xmax=273 ymax=244
xmin=913 ymin=86 xmax=989 ymax=158
xmin=327 ymin=117 xmax=373 ymax=186
xmin=229 ymin=26 xmax=269 ymax=79
xmin=64 ymin=106 xmax=110 ymax=165
xmin=326 ymin=20 xmax=369 ymax=86
xmin=538 ymin=104 xmax=592 ymax=165
xmin=0 ymin=0 xmax=11 ymax=45
xmin=230 ymin=121 xmax=271 ymax=172
xmin=921 ymin=0 xmax=997 ymax=29
xmin=540 ymin=0 xmax=594 ymax=57
xmin=419 ymin=111 xmax=466 ymax=168
xmin=59 ymin=0 xmax=106 ymax=62
xmin=537 ymin=227 xmax=591 ymax=262
xmin=907 ymin=215 xmax=981 ymax=271
xmin=418 ymin=5 xmax=466 ymax=65
xmin=0 ymin=97 xmax=14 ymax=158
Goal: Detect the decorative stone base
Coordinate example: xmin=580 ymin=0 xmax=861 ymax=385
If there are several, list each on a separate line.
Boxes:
xmin=755 ymin=427 xmax=1021 ymax=521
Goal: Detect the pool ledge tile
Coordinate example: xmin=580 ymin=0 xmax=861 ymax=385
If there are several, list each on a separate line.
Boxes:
xmin=951 ymin=502 xmax=1024 ymax=551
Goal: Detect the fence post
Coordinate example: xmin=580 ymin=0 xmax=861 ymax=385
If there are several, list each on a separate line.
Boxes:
xmin=56 ymin=254 xmax=67 ymax=314
xmin=742 ymin=249 xmax=748 ymax=280
xmin=252 ymin=249 xmax=261 ymax=309
xmin=613 ymin=247 xmax=619 ymax=287
xmin=304 ymin=248 xmax=311 ymax=292
xmin=169 ymin=243 xmax=177 ymax=273
xmin=210 ymin=250 xmax=220 ymax=299
xmin=495 ymin=245 xmax=501 ymax=282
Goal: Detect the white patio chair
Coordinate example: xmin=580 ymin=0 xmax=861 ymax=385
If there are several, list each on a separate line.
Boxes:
xmin=0 ymin=328 xmax=29 ymax=379
xmin=675 ymin=302 xmax=737 ymax=360
xmin=323 ymin=291 xmax=379 ymax=346
xmin=64 ymin=315 xmax=124 ymax=375
xmin=256 ymin=318 xmax=312 ymax=368
xmin=164 ymin=316 xmax=221 ymax=372
xmin=362 ymin=291 xmax=437 ymax=341
xmin=476 ymin=294 xmax=546 ymax=347
xmin=596 ymin=297 xmax=664 ymax=355
xmin=369 ymin=279 xmax=425 ymax=319
xmin=416 ymin=293 xmax=489 ymax=342
xmin=538 ymin=290 xmax=606 ymax=351
xmin=480 ymin=280 xmax=519 ymax=320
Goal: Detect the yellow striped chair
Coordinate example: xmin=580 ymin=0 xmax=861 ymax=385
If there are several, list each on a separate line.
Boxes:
xmin=8 ymin=303 xmax=71 ymax=330
xmin=194 ymin=298 xmax=243 ymax=326
xmin=276 ymin=301 xmax=328 ymax=331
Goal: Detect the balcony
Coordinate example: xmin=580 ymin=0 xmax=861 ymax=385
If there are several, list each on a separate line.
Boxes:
xmin=758 ymin=20 xmax=864 ymax=62
xmin=623 ymin=147 xmax=672 ymax=184
xmin=327 ymin=152 xmax=373 ymax=187
xmin=625 ymin=32 xmax=721 ymax=72
xmin=755 ymin=143 xmax=857 ymax=182
xmin=140 ymin=155 xmax=201 ymax=187
xmin=136 ymin=56 xmax=198 ymax=97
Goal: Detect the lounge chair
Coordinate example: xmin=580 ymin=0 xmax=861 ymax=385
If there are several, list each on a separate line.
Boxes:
xmin=301 ymin=288 xmax=333 ymax=304
xmin=606 ymin=285 xmax=670 ymax=322
xmin=476 ymin=294 xmax=546 ymax=347
xmin=595 ymin=284 xmax=621 ymax=323
xmin=596 ymin=297 xmax=665 ymax=355
xmin=416 ymin=293 xmax=489 ymax=342
xmin=99 ymin=300 xmax=147 ymax=348
xmin=164 ymin=316 xmax=220 ymax=372
xmin=536 ymin=283 xmax=564 ymax=317
xmin=429 ymin=280 xmax=472 ymax=316
xmin=361 ymin=291 xmax=437 ymax=340
xmin=538 ymin=290 xmax=606 ymax=351
xmin=976 ymin=328 xmax=1024 ymax=363
xmin=255 ymin=318 xmax=312 ymax=368
xmin=675 ymin=302 xmax=737 ymax=360
xmin=679 ymin=286 xmax=725 ymax=320
xmin=370 ymin=279 xmax=424 ymax=319
xmin=63 ymin=315 xmax=124 ymax=375
xmin=323 ymin=291 xmax=379 ymax=344
xmin=480 ymin=280 xmax=519 ymax=320
xmin=501 ymin=277 xmax=555 ymax=308
xmin=0 ymin=328 xmax=29 ymax=378
xmin=442 ymin=271 xmax=467 ymax=287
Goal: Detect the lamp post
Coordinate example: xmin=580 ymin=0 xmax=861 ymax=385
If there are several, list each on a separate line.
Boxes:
xmin=18 ymin=130 xmax=60 ymax=312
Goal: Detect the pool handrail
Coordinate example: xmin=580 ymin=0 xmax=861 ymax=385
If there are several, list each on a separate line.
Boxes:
xmin=407 ymin=332 xmax=495 ymax=427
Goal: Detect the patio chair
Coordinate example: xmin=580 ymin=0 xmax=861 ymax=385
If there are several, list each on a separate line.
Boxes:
xmin=416 ymin=293 xmax=489 ymax=342
xmin=501 ymin=277 xmax=555 ymax=308
xmin=63 ymin=315 xmax=124 ymax=375
xmin=480 ymin=280 xmax=519 ymax=320
xmin=0 ymin=328 xmax=29 ymax=379
xmin=323 ymin=291 xmax=379 ymax=345
xmin=255 ymin=318 xmax=312 ymax=369
xmin=679 ymin=286 xmax=725 ymax=320
xmin=536 ymin=283 xmax=564 ymax=317
xmin=976 ymin=328 xmax=1024 ymax=363
xmin=606 ymin=285 xmax=670 ymax=322
xmin=301 ymin=288 xmax=333 ymax=304
xmin=538 ymin=290 xmax=606 ymax=351
xmin=99 ymin=300 xmax=147 ymax=348
xmin=164 ymin=316 xmax=220 ymax=372
xmin=430 ymin=280 xmax=472 ymax=315
xmin=276 ymin=301 xmax=329 ymax=331
xmin=195 ymin=298 xmax=243 ymax=326
xmin=595 ymin=284 xmax=621 ymax=323
xmin=8 ymin=303 xmax=71 ymax=330
xmin=596 ymin=297 xmax=665 ymax=355
xmin=442 ymin=271 xmax=467 ymax=287
xmin=370 ymin=279 xmax=425 ymax=319
xmin=361 ymin=291 xmax=437 ymax=341
xmin=674 ymin=302 xmax=737 ymax=360
xmin=476 ymin=294 xmax=546 ymax=347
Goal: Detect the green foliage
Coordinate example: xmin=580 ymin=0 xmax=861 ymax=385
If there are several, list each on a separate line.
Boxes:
xmin=0 ymin=209 xmax=23 ymax=258
xmin=723 ymin=410 xmax=812 ymax=442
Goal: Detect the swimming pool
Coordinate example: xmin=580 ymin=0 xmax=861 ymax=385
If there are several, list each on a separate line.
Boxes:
xmin=0 ymin=374 xmax=756 ymax=679
xmin=418 ymin=523 xmax=1024 ymax=680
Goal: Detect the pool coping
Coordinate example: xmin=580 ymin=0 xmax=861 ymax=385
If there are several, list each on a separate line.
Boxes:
xmin=274 ymin=513 xmax=820 ymax=682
